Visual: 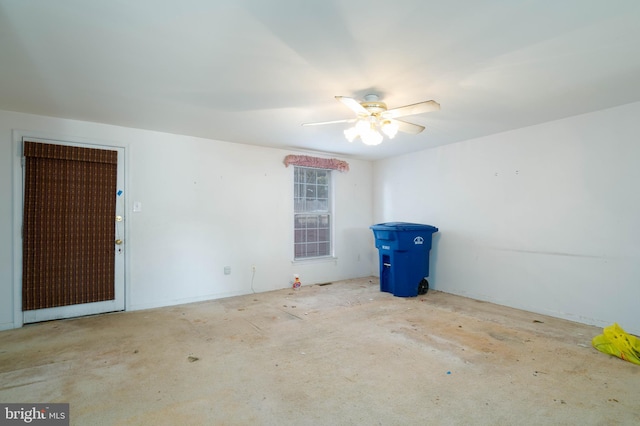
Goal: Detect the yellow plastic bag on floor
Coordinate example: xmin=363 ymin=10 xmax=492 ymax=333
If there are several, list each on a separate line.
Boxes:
xmin=592 ymin=323 xmax=640 ymax=365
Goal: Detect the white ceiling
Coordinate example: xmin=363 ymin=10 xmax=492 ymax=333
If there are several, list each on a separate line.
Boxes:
xmin=1 ymin=0 xmax=639 ymax=160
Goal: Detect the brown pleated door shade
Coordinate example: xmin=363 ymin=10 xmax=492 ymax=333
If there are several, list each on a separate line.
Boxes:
xmin=22 ymin=142 xmax=118 ymax=311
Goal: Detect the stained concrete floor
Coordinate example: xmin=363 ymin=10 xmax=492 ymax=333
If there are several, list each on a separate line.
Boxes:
xmin=1 ymin=277 xmax=638 ymax=425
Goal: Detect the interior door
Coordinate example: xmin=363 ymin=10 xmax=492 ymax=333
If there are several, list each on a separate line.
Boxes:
xmin=22 ymin=139 xmax=125 ymax=323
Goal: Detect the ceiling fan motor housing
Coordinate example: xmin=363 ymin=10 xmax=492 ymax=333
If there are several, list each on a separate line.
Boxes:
xmin=361 ymin=94 xmax=387 ymax=115
xmin=361 ymin=101 xmax=387 ymax=115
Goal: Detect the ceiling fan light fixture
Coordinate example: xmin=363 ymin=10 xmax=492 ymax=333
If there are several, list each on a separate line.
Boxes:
xmin=344 ymin=126 xmax=358 ymax=142
xmin=346 ymin=117 xmax=386 ymax=145
xmin=355 ymin=118 xmax=370 ymax=134
xmin=360 ymin=128 xmax=383 ymax=146
xmin=381 ymin=120 xmax=399 ymax=139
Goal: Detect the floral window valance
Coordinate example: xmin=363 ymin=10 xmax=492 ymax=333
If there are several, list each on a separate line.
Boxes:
xmin=283 ymin=155 xmax=349 ymax=172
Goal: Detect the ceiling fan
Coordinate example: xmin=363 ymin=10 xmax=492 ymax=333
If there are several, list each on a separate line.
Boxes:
xmin=303 ymin=94 xmax=440 ymax=146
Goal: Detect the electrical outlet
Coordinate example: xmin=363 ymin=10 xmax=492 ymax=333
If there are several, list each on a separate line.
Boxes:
xmin=252 ymin=265 xmax=256 ymax=272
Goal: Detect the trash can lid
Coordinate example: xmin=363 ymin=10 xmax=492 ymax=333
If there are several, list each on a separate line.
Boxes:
xmin=370 ymin=222 xmax=439 ymax=232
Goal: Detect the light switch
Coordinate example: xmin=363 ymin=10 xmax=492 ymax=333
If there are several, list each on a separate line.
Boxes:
xmin=133 ymin=201 xmax=142 ymax=212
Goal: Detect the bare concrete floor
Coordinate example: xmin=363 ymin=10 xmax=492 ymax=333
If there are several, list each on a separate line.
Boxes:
xmin=1 ymin=277 xmax=638 ymax=425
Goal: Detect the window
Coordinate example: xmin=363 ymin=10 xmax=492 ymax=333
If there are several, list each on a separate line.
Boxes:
xmin=294 ymin=166 xmax=331 ymax=259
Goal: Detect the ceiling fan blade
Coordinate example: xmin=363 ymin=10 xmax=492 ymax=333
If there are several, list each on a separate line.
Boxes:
xmin=335 ymin=96 xmax=370 ymax=115
xmin=394 ymin=119 xmax=425 ymax=135
xmin=383 ymin=100 xmax=440 ymax=119
xmin=302 ymin=118 xmax=356 ymax=127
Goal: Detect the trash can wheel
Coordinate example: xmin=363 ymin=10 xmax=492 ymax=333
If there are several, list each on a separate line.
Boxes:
xmin=418 ymin=278 xmax=429 ymax=295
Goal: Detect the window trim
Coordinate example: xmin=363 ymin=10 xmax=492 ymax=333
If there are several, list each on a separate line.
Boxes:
xmin=293 ymin=166 xmax=334 ymax=261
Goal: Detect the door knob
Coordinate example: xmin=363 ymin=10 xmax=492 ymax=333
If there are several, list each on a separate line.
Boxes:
xmin=115 ymin=239 xmax=123 ymax=245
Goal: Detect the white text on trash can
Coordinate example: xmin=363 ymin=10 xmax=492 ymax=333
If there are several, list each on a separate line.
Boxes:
xmin=414 ymin=236 xmax=424 ymax=245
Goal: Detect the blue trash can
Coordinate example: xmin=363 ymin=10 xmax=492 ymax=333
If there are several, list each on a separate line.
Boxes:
xmin=370 ymin=222 xmax=439 ymax=297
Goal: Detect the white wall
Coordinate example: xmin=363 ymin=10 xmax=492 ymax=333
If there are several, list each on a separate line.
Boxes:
xmin=4 ymin=102 xmax=638 ymax=334
xmin=373 ymin=102 xmax=640 ymax=335
xmin=0 ymin=110 xmax=374 ymax=330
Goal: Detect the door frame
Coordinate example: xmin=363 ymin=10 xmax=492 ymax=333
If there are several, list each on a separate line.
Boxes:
xmin=12 ymin=130 xmax=130 ymax=328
